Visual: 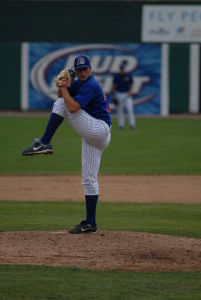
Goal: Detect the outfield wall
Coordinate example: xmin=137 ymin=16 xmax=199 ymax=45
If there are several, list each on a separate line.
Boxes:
xmin=0 ymin=42 xmax=200 ymax=115
xmin=0 ymin=1 xmax=200 ymax=114
xmin=0 ymin=44 xmax=21 ymax=109
xmin=21 ymin=43 xmax=162 ymax=115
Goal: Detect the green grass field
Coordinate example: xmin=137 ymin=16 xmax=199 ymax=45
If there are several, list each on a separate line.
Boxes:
xmin=0 ymin=116 xmax=201 ymax=299
xmin=0 ymin=265 xmax=201 ymax=300
xmin=0 ymin=117 xmax=201 ymax=174
xmin=0 ymin=201 xmax=201 ymax=238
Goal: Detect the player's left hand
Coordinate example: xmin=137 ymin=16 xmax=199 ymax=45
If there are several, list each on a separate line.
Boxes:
xmin=58 ymin=79 xmax=69 ymax=88
xmin=55 ymin=68 xmax=76 ymax=88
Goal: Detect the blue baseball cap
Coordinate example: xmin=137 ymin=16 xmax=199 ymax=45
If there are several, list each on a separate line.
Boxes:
xmin=74 ymin=55 xmax=91 ymax=70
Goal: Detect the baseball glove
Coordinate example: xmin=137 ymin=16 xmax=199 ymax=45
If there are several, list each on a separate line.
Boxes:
xmin=55 ymin=68 xmax=76 ymax=88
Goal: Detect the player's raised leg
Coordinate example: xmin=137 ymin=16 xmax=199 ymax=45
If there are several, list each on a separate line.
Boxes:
xmin=22 ymin=97 xmax=110 ymax=155
xmin=53 ymin=98 xmax=111 ymax=149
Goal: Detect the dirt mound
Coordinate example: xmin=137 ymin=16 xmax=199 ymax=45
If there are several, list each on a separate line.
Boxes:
xmin=0 ymin=231 xmax=201 ymax=271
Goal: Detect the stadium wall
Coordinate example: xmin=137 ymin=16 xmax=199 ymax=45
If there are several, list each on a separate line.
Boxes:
xmin=0 ymin=1 xmax=200 ymax=114
xmin=0 ymin=43 xmax=21 ymax=109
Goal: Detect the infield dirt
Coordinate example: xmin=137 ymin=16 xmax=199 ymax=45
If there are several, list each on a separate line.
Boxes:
xmin=0 ymin=175 xmax=201 ymax=271
xmin=0 ymin=175 xmax=201 ymax=203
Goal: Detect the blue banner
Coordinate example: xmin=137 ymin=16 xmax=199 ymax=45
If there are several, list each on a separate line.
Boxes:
xmin=28 ymin=43 xmax=161 ymax=114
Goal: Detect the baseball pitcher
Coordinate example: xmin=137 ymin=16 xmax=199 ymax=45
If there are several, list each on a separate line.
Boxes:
xmin=22 ymin=55 xmax=111 ymax=234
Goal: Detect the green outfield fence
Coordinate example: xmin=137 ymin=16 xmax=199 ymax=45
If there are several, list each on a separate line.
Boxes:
xmin=0 ymin=1 xmax=200 ymax=113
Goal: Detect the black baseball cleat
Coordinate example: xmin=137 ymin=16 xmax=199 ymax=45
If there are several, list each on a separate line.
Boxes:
xmin=69 ymin=220 xmax=97 ymax=234
xmin=22 ymin=138 xmax=53 ymax=156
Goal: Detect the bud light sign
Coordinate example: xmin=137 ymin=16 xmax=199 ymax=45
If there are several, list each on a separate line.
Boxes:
xmin=28 ymin=43 xmax=161 ymax=114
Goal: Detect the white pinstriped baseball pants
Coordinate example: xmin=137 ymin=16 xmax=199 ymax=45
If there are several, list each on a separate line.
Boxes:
xmin=52 ymin=98 xmax=111 ymax=195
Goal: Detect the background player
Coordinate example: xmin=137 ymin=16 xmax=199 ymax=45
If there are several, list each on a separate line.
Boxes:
xmin=112 ymin=61 xmax=136 ymax=130
xmin=22 ymin=55 xmax=111 ymax=234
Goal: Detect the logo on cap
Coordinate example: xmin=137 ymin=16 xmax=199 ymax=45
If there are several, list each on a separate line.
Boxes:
xmin=77 ymin=57 xmax=85 ymax=65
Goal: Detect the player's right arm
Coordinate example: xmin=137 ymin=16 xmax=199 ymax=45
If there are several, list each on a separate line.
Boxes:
xmin=58 ymin=89 xmax=62 ymax=98
xmin=59 ymin=85 xmax=81 ymax=113
xmin=57 ymin=78 xmax=81 ymax=113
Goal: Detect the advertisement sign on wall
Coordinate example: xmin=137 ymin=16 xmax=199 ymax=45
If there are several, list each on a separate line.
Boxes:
xmin=142 ymin=5 xmax=201 ymax=42
xmin=26 ymin=43 xmax=161 ymax=114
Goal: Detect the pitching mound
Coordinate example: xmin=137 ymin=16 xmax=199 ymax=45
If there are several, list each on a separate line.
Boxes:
xmin=0 ymin=231 xmax=201 ymax=271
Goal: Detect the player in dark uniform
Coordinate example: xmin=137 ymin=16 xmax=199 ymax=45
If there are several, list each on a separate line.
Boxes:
xmin=112 ymin=61 xmax=136 ymax=129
